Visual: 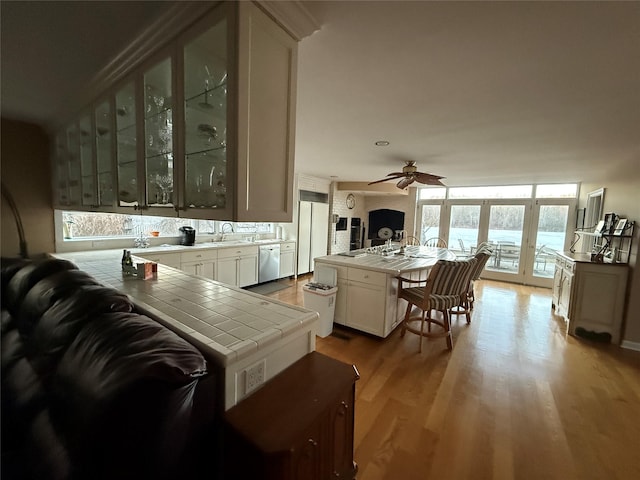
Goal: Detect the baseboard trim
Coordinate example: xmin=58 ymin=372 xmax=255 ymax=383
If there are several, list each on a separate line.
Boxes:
xmin=621 ymin=340 xmax=640 ymax=351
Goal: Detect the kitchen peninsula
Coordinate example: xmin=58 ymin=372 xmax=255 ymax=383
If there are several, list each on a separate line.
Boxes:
xmin=314 ymin=246 xmax=456 ymax=338
xmin=54 ymin=249 xmax=317 ymax=410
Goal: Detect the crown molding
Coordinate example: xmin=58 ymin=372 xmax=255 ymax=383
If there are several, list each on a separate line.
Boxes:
xmin=257 ymin=0 xmax=321 ymax=40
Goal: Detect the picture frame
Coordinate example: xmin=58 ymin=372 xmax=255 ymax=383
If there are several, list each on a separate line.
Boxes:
xmin=613 ymin=218 xmax=627 ymax=236
xmin=603 ymin=212 xmax=617 ymax=234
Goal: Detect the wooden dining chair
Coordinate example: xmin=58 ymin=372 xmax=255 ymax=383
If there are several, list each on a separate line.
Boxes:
xmin=404 ymin=236 xmax=421 ymax=246
xmin=424 ymin=237 xmax=447 ymax=248
xmin=397 ymin=257 xmax=477 ymax=351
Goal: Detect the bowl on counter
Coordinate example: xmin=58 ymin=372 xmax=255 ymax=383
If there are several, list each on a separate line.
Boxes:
xmin=150 ymin=231 xmax=160 ymax=237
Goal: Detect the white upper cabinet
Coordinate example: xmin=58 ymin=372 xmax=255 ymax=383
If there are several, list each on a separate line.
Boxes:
xmin=235 ymin=1 xmax=297 ymax=222
xmin=52 ymin=1 xmax=297 ymax=223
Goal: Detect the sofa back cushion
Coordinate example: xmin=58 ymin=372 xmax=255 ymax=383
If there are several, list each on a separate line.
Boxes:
xmin=44 ymin=312 xmax=208 ymax=479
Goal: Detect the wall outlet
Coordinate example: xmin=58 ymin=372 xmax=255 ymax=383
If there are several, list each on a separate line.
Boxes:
xmin=245 ymin=359 xmax=266 ymax=394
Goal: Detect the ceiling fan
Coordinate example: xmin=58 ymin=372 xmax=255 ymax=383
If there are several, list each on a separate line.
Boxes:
xmin=368 ymin=161 xmax=445 ymax=189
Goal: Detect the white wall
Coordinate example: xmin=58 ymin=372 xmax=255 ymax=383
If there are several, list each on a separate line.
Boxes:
xmin=328 ymin=186 xmax=366 ymax=254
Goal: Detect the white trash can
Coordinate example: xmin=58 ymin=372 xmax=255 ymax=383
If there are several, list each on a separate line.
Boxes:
xmin=303 ymin=284 xmax=338 ymax=338
xmin=303 ymin=266 xmax=338 ymax=338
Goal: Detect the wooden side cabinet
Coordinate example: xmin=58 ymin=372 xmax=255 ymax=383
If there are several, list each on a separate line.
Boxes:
xmin=224 ymin=352 xmax=359 ymax=480
xmin=552 ymin=252 xmax=629 ymax=344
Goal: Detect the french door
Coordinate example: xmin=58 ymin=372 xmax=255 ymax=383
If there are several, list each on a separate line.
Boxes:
xmin=417 ymin=199 xmax=574 ymax=288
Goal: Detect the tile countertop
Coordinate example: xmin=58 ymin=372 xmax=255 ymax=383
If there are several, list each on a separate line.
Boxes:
xmin=128 ymin=238 xmax=290 ymax=254
xmin=315 ymin=246 xmax=457 ymax=275
xmin=53 ymin=250 xmax=318 ymax=368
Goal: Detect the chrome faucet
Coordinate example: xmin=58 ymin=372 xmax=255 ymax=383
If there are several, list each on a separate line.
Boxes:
xmin=220 ymin=222 xmax=234 ymax=241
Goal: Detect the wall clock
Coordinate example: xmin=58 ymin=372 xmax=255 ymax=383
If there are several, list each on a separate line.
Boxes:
xmin=346 ymin=193 xmax=356 ymax=209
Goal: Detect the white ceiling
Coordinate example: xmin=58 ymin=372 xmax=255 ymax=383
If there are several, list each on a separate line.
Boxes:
xmin=2 ymin=1 xmax=639 ymax=188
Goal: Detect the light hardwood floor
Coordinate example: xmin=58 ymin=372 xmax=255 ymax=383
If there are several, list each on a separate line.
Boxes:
xmin=264 ymin=275 xmax=640 ymax=480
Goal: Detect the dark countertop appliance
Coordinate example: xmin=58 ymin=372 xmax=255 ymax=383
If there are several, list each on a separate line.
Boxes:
xmin=179 ymin=226 xmax=196 ymax=246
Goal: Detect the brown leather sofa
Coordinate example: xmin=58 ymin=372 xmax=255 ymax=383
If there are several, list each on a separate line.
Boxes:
xmin=1 ymin=258 xmax=220 ymax=480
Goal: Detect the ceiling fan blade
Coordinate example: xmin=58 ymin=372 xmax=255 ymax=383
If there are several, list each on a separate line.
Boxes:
xmin=415 ymin=172 xmax=446 ymax=186
xmin=396 ymin=177 xmax=414 ymax=189
xmin=368 ymin=174 xmax=405 ymax=185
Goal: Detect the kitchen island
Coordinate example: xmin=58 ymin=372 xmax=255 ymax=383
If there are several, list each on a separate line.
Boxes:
xmin=314 ymin=246 xmax=456 ymax=338
xmin=54 ymin=249 xmax=317 ymax=410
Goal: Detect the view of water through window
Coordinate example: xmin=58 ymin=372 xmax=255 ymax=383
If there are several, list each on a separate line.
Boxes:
xmin=60 ymin=211 xmax=271 ymax=240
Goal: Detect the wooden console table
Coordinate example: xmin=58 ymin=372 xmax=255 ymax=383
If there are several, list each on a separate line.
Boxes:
xmin=224 ymin=352 xmax=359 ymax=479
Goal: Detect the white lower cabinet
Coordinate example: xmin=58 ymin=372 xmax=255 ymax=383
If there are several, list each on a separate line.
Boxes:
xmin=347 ymin=279 xmax=386 ymax=335
xmin=238 ymin=255 xmax=258 ymax=287
xmin=279 ymin=241 xmax=296 ymax=278
xmin=180 ymin=249 xmax=217 ymax=281
xmin=216 ymin=246 xmax=258 ymax=287
xmin=553 ymin=253 xmax=629 ymax=344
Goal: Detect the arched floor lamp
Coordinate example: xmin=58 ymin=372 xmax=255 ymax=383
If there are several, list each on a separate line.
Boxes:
xmin=1 ymin=182 xmax=29 ymax=259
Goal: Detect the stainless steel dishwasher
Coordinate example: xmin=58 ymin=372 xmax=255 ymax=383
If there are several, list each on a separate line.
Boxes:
xmin=258 ymin=244 xmax=281 ymax=283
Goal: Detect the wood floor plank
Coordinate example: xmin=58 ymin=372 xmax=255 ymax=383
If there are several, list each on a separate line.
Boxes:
xmin=262 ymin=276 xmax=640 ymax=479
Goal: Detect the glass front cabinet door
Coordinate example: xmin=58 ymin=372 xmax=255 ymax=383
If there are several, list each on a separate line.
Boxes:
xmin=78 ymin=114 xmax=95 ymax=208
xmin=144 ymin=56 xmax=176 ymax=212
xmin=95 ymin=99 xmax=115 ymax=207
xmin=181 ymin=11 xmax=229 ymax=216
xmin=115 ymin=81 xmax=139 ymax=208
xmin=53 ymin=131 xmax=72 ymax=208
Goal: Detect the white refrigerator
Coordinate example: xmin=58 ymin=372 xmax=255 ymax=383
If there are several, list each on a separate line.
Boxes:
xmin=297 ymin=201 xmax=329 ymax=275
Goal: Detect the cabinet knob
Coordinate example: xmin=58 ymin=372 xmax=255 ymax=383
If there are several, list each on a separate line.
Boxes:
xmin=308 ymin=438 xmax=318 ymax=447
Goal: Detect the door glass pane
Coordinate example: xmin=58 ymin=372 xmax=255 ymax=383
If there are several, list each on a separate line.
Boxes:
xmin=533 ymin=205 xmax=568 ymax=278
xmin=95 ymin=100 xmax=114 ymax=206
xmin=116 ymin=82 xmax=138 ymax=206
xmin=487 ymin=205 xmax=525 ymax=273
xmin=144 ymin=57 xmax=174 ymax=206
xmin=419 ymin=205 xmax=441 ymax=244
xmin=449 ymin=205 xmax=480 ymax=256
xmin=79 ymin=114 xmax=95 ymax=207
xmin=184 ymin=19 xmax=228 ymax=209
